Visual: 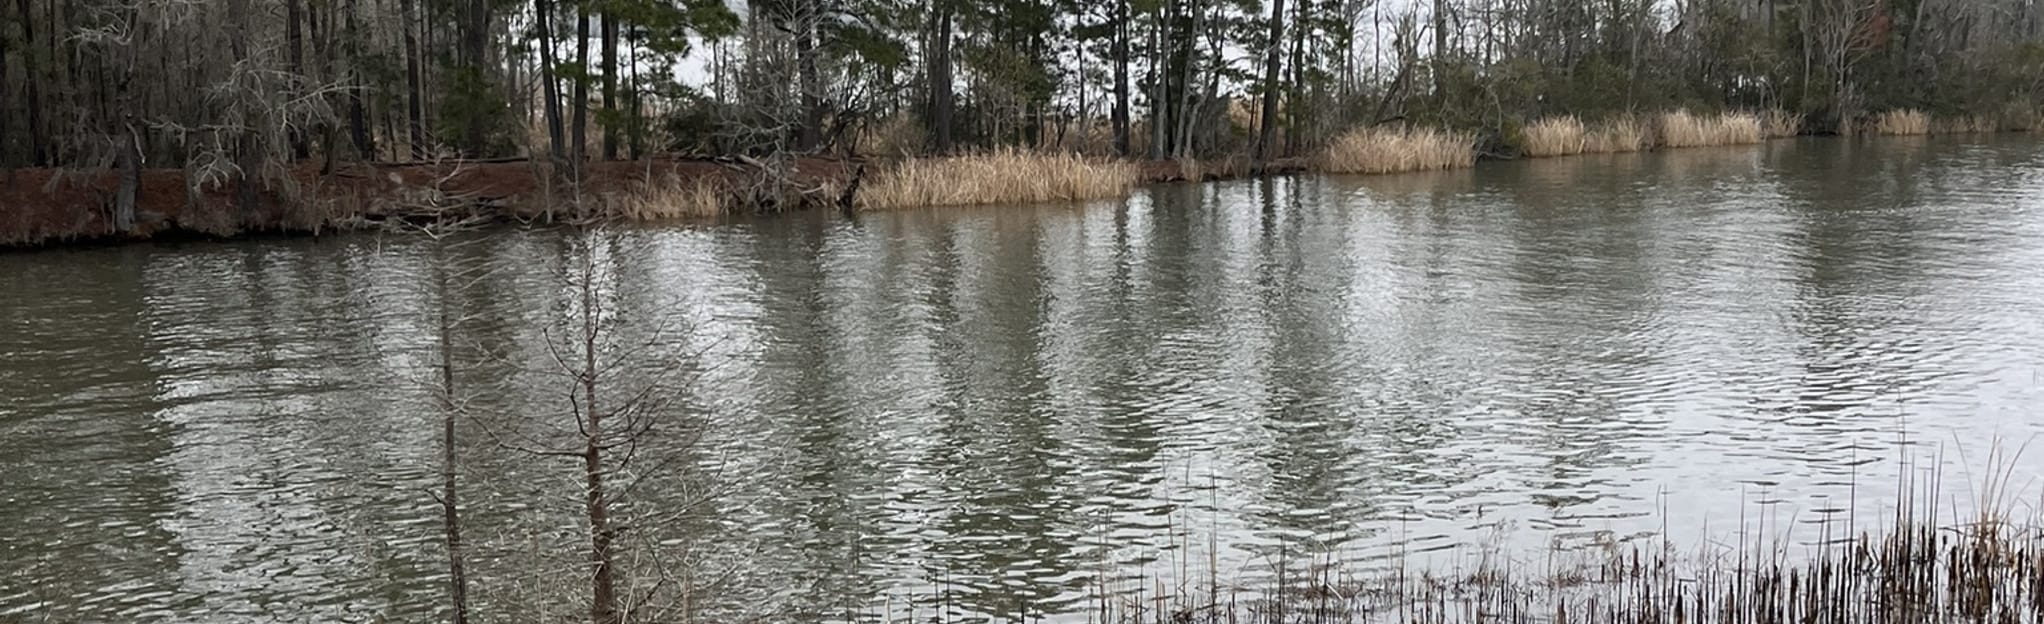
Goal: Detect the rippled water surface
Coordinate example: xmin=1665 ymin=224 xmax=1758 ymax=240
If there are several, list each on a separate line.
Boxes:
xmin=5 ymin=136 xmax=2044 ymax=622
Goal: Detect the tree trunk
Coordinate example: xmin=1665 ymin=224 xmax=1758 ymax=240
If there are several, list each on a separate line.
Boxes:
xmin=571 ymin=3 xmax=590 ymax=171
xmin=1173 ymin=0 xmax=1201 ymax=158
xmin=434 ymin=247 xmax=472 ymax=624
xmin=1432 ymin=0 xmax=1448 ymax=98
xmin=114 ymin=118 xmax=141 ymax=232
xmin=462 ymin=0 xmax=491 ymax=154
xmin=402 ymin=0 xmax=427 ymax=159
xmin=1255 ymin=0 xmax=1285 ymax=163
xmin=1147 ymin=4 xmax=1169 ymax=160
xmin=227 ymin=0 xmax=262 ymax=216
xmin=1286 ymin=0 xmax=1305 ymax=153
xmin=928 ymin=2 xmax=954 ymax=153
xmin=796 ymin=23 xmax=822 ymax=151
xmin=537 ymin=0 xmax=567 ymax=162
xmin=287 ymin=0 xmax=310 ymax=160
xmin=575 ymin=251 xmax=621 ymax=624
xmin=1 ymin=8 xmax=11 ymax=166
xmin=18 ymin=0 xmax=46 ymax=166
xmin=627 ymin=35 xmax=643 ymax=159
xmin=345 ymin=0 xmax=374 ymax=158
xmin=600 ymin=8 xmax=617 ymax=161
xmin=1111 ymin=0 xmax=1131 ymax=156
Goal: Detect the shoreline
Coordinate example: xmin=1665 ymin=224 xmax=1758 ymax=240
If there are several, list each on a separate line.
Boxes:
xmin=0 ymin=127 xmax=2025 ymax=250
xmin=0 ymin=154 xmax=1318 ymax=250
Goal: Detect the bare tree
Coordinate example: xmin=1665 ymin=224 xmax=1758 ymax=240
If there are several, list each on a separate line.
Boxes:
xmin=416 ymin=222 xmax=486 ymax=624
xmin=462 ymin=227 xmax=734 ymax=624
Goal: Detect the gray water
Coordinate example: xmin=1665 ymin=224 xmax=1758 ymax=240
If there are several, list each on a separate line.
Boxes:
xmin=5 ymin=136 xmax=2044 ymax=623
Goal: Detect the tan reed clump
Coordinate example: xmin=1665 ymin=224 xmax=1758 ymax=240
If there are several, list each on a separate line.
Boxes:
xmin=1522 ymin=116 xmax=1589 ymax=157
xmin=1585 ymin=116 xmax=1653 ymax=153
xmin=1318 ymin=126 xmax=1477 ymax=174
xmin=1658 ymin=110 xmax=1765 ymax=148
xmin=1763 ymin=109 xmax=1806 ymax=138
xmin=854 ymin=148 xmax=1141 ymax=210
xmin=1869 ymin=109 xmax=1932 ymax=135
xmin=602 ymin=175 xmax=727 ymax=220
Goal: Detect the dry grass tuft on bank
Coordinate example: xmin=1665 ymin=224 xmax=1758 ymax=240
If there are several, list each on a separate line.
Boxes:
xmin=1522 ymin=116 xmax=1588 ymax=157
xmin=1585 ymin=116 xmax=1653 ymax=153
xmin=852 ymin=149 xmax=1140 ymax=210
xmin=598 ymin=175 xmax=728 ymax=220
xmin=1318 ymin=126 xmax=1476 ymax=174
xmin=1763 ymin=109 xmax=1805 ymax=138
xmin=1658 ymin=111 xmax=1764 ymax=148
xmin=1869 ymin=109 xmax=1932 ymax=135
xmin=1525 ymin=116 xmax=1653 ymax=157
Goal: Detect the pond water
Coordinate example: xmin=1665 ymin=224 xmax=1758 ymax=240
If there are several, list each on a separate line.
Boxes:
xmin=5 ymin=136 xmax=2044 ymax=622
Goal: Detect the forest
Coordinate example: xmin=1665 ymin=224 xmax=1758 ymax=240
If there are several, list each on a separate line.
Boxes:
xmin=4 ymin=0 xmax=2044 ymax=237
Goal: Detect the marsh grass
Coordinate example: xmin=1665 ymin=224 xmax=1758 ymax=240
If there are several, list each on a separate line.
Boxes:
xmin=1318 ymin=126 xmax=1476 ymax=174
xmin=853 ymin=148 xmax=1140 ymax=210
xmin=1522 ymin=116 xmax=1589 ymax=157
xmin=1528 ymin=115 xmax=1684 ymax=156
xmin=1763 ymin=109 xmax=1805 ymax=138
xmin=599 ymin=174 xmax=727 ymax=220
xmin=1869 ymin=109 xmax=1932 ymax=136
xmin=1586 ymin=117 xmax=1654 ymax=153
xmin=1658 ymin=111 xmax=1765 ymax=148
xmin=1089 ymin=443 xmax=2044 ymax=624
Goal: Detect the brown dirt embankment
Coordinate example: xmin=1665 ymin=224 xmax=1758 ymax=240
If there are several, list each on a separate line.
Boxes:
xmin=0 ymin=154 xmax=1308 ymax=249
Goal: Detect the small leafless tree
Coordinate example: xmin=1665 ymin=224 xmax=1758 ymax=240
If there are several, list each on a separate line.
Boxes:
xmin=370 ymin=170 xmax=491 ymax=624
xmin=468 ymin=228 xmax=737 ymax=624
xmin=416 ymin=224 xmax=488 ymax=624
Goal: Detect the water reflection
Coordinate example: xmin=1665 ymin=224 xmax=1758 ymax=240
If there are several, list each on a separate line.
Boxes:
xmin=4 ymin=136 xmax=2044 ymax=622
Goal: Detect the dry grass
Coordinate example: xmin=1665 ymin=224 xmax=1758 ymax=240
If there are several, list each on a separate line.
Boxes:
xmin=1868 ymin=109 xmax=1932 ymax=135
xmin=1657 ymin=110 xmax=1765 ymax=148
xmin=1317 ymin=126 xmax=1476 ymax=174
xmin=1522 ymin=116 xmax=1588 ymax=157
xmin=1524 ymin=115 xmax=1659 ymax=156
xmin=1763 ymin=109 xmax=1805 ymax=138
xmin=852 ymin=148 xmax=1140 ymax=210
xmin=1585 ymin=117 xmax=1653 ymax=153
xmin=599 ymin=174 xmax=728 ymax=220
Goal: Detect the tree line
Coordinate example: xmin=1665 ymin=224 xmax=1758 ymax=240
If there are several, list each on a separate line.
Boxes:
xmin=4 ymin=0 xmax=2043 ymax=187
